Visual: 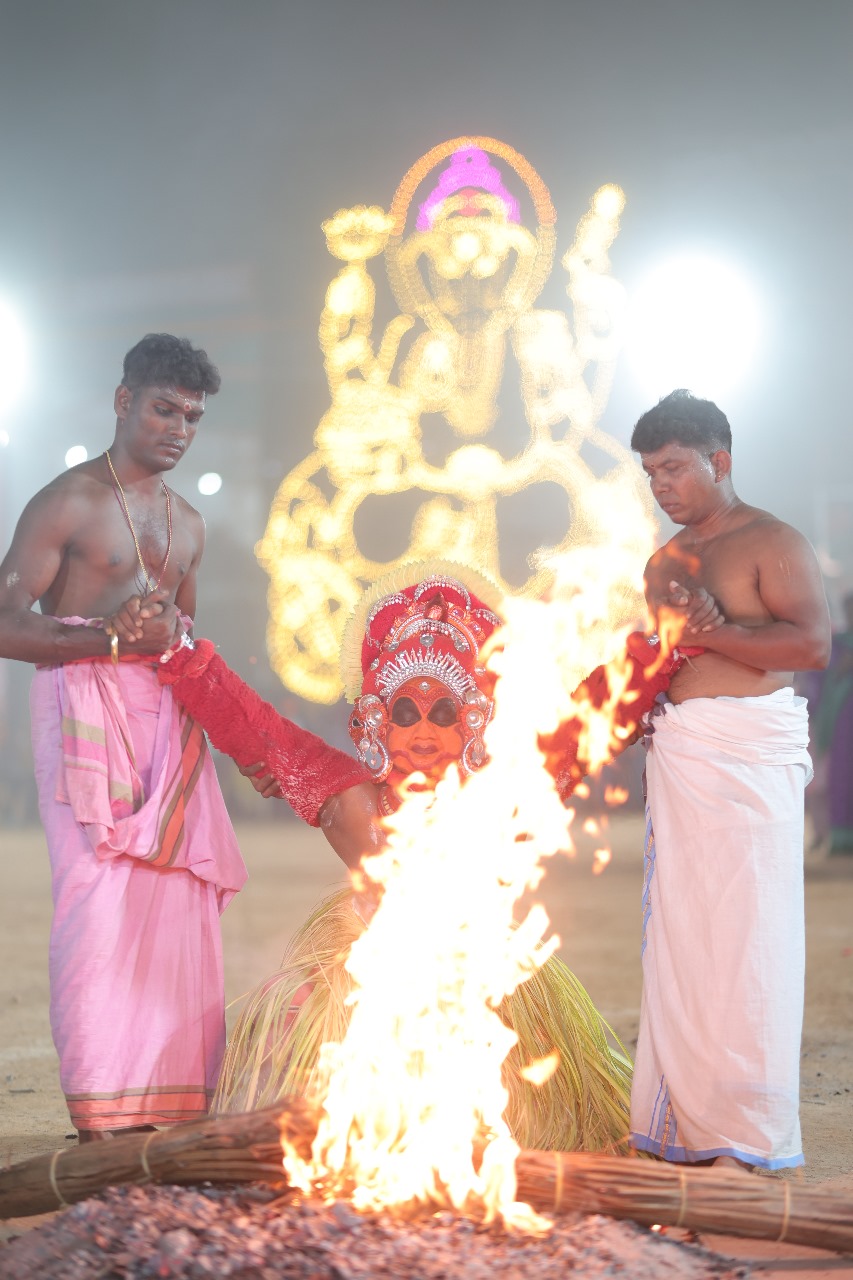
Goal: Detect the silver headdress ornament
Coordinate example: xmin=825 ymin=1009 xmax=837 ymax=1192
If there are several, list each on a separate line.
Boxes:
xmin=375 ymin=646 xmax=474 ymax=703
xmin=342 ymin=560 xmax=504 ymax=781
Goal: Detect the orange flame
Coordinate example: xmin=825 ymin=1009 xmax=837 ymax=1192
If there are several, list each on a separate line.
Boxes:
xmin=282 ymin=475 xmax=658 ymax=1225
xmin=520 ymin=1051 xmax=561 ymax=1086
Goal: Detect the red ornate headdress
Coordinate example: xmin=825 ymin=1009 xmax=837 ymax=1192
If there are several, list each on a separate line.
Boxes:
xmin=340 ymin=561 xmax=504 ymax=781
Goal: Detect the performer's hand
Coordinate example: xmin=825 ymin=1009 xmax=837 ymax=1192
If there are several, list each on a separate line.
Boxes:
xmin=319 ymin=781 xmax=386 ymax=873
xmin=668 ymin=581 xmax=725 ymax=635
xmin=351 ymin=886 xmax=380 ymax=927
xmin=238 ymin=760 xmax=282 ymax=799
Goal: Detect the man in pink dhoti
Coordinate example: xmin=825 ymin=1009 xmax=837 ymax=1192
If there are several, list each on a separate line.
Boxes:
xmin=0 ymin=334 xmax=250 ymax=1141
xmin=630 ymin=390 xmax=831 ymax=1170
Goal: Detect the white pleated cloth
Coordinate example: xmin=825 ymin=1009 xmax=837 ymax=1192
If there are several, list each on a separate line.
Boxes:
xmin=630 ymin=688 xmax=812 ymax=1169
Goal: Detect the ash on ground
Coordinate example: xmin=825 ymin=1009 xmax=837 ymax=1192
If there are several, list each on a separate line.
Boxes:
xmin=0 ymin=1182 xmax=750 ymax=1279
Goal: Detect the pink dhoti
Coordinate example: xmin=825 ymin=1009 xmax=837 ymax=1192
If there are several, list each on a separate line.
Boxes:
xmin=30 ymin=645 xmax=246 ymax=1132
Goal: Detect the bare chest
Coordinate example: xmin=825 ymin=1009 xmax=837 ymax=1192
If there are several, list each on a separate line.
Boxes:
xmin=112 ymin=486 xmax=174 ymax=578
xmin=650 ymin=534 xmax=769 ymax=625
xmin=49 ymin=491 xmax=195 ymax=616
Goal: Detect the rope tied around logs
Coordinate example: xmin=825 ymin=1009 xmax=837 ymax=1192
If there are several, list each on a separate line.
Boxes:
xmin=552 ymin=1150 xmax=564 ymax=1212
xmin=3 ymin=1105 xmax=851 ymax=1256
xmin=777 ymin=1180 xmax=791 ymax=1243
xmin=47 ymin=1128 xmax=161 ymax=1209
xmin=675 ymin=1167 xmax=688 ymax=1229
xmin=48 ymin=1150 xmax=69 ymax=1209
xmin=140 ymin=1131 xmax=157 ymax=1183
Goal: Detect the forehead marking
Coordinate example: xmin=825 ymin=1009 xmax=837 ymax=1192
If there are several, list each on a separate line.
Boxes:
xmin=154 ymin=386 xmax=206 ymax=414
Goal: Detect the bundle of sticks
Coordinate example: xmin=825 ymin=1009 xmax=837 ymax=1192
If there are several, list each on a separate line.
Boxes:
xmin=2 ymin=1100 xmax=851 ymax=1256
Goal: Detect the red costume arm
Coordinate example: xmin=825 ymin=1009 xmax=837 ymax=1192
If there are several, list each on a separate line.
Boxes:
xmin=158 ymin=640 xmax=370 ymax=827
xmin=539 ymin=633 xmax=704 ymax=801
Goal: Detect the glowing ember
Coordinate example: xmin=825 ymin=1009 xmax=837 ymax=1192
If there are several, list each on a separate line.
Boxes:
xmin=592 ymin=847 xmax=613 ymax=876
xmin=520 ymin=1051 xmax=561 ymax=1086
xmin=282 ymin=476 xmax=658 ymax=1226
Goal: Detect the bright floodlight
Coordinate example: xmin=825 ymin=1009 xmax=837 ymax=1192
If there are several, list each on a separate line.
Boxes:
xmin=198 ymin=472 xmax=222 ymax=496
xmin=627 ymin=255 xmax=760 ymax=402
xmin=0 ymin=298 xmax=28 ymax=414
xmin=65 ymin=445 xmax=88 ymax=468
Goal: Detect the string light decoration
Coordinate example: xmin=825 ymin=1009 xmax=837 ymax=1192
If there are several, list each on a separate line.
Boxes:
xmin=258 ymin=136 xmax=651 ymax=702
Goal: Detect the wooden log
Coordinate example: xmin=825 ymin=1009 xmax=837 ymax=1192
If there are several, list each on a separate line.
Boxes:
xmin=2 ymin=1103 xmax=852 ymax=1256
xmin=0 ymin=1100 xmax=315 ymax=1219
xmin=517 ymin=1149 xmax=853 ymax=1256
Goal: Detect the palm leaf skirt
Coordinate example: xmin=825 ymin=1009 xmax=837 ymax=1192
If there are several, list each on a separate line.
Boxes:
xmin=214 ymin=889 xmax=632 ymax=1153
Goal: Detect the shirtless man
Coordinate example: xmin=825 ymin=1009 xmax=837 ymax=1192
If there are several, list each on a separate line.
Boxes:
xmin=628 ymin=388 xmax=830 ymax=1170
xmin=0 ymin=333 xmax=246 ymax=1141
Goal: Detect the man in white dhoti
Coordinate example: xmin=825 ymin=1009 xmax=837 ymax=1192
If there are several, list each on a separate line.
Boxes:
xmin=629 ymin=390 xmax=831 ymax=1169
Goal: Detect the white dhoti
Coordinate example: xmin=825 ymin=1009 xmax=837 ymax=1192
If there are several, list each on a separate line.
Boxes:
xmin=630 ymin=688 xmax=812 ymax=1169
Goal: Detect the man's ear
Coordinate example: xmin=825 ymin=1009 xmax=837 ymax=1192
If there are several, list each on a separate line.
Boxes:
xmin=711 ymin=449 xmax=732 ymax=483
xmin=114 ymin=384 xmax=132 ymax=420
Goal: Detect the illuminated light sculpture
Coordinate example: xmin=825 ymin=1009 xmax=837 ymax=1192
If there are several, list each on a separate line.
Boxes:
xmin=258 ymin=136 xmax=651 ymax=703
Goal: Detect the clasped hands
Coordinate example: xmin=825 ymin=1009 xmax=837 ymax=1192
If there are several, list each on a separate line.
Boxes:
xmin=107 ymin=589 xmax=185 ymax=654
xmin=665 ymin=580 xmax=725 ymax=638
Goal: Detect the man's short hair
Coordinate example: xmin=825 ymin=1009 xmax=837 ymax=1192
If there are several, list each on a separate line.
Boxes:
xmin=121 ymin=333 xmax=221 ymax=395
xmin=630 ymin=389 xmax=732 ymax=454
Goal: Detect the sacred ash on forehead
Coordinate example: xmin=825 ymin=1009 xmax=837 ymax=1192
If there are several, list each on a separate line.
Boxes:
xmin=151 ymin=385 xmax=206 ymax=414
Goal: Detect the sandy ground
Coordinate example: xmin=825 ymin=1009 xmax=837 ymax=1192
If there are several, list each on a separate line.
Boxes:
xmin=1 ymin=812 xmax=852 ymax=1273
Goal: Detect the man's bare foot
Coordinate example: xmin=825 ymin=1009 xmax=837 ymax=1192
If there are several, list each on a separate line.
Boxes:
xmin=77 ymin=1125 xmax=157 ymax=1144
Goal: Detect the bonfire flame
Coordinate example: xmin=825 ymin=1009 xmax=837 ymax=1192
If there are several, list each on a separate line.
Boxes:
xmin=282 ymin=486 xmax=657 ymax=1226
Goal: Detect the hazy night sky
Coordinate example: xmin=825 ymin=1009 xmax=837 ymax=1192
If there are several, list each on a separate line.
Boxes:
xmin=1 ymin=0 xmax=851 ymax=755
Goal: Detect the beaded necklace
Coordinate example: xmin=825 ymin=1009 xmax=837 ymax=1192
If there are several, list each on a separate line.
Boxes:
xmin=378 ymin=786 xmax=399 ymax=817
xmin=105 ymin=449 xmax=173 ymax=594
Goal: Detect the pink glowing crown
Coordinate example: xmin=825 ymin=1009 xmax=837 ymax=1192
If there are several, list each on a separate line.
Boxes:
xmin=416 ymin=147 xmax=520 ymax=231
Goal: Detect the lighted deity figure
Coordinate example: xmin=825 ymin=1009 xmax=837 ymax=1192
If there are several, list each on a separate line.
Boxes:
xmin=153 ymin=563 xmax=694 ymax=1153
xmin=258 ymin=137 xmax=650 ymax=705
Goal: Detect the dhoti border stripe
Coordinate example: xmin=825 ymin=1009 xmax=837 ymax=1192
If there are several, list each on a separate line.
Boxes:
xmin=68 ymin=1087 xmax=213 ymax=1130
xmin=147 ymin=714 xmax=207 ymax=867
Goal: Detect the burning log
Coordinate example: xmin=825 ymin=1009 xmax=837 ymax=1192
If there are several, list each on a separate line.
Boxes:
xmin=514 ymin=1148 xmax=853 ymax=1255
xmin=2 ymin=1102 xmax=852 ymax=1256
xmin=0 ymin=1102 xmax=311 ymax=1219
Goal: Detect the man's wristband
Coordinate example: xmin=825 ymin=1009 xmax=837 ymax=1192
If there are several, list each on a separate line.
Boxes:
xmin=159 ymin=630 xmax=195 ymax=664
xmin=104 ymin=620 xmax=119 ymax=665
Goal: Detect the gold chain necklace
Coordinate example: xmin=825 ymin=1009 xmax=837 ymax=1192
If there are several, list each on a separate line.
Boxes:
xmin=105 ymin=449 xmax=173 ymax=594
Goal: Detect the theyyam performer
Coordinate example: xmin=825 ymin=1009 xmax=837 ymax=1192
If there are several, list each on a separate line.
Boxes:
xmin=630 ymin=390 xmax=831 ymax=1169
xmin=150 ymin=560 xmax=698 ymax=1151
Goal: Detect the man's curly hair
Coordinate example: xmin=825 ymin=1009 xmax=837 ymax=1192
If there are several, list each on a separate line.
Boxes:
xmin=631 ymin=388 xmax=732 ymax=455
xmin=121 ymin=333 xmax=221 ymax=395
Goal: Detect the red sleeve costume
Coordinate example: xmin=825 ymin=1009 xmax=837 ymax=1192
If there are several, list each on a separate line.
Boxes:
xmin=157 ymin=640 xmax=370 ymax=827
xmin=539 ymin=632 xmax=702 ymax=801
xmin=158 ymin=629 xmax=700 ymax=824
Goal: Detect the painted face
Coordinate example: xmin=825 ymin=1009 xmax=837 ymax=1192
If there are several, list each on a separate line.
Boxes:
xmin=116 ymin=383 xmax=206 ymax=472
xmin=639 ymin=441 xmax=724 ymax=526
xmin=385 ymin=677 xmax=465 ymax=788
